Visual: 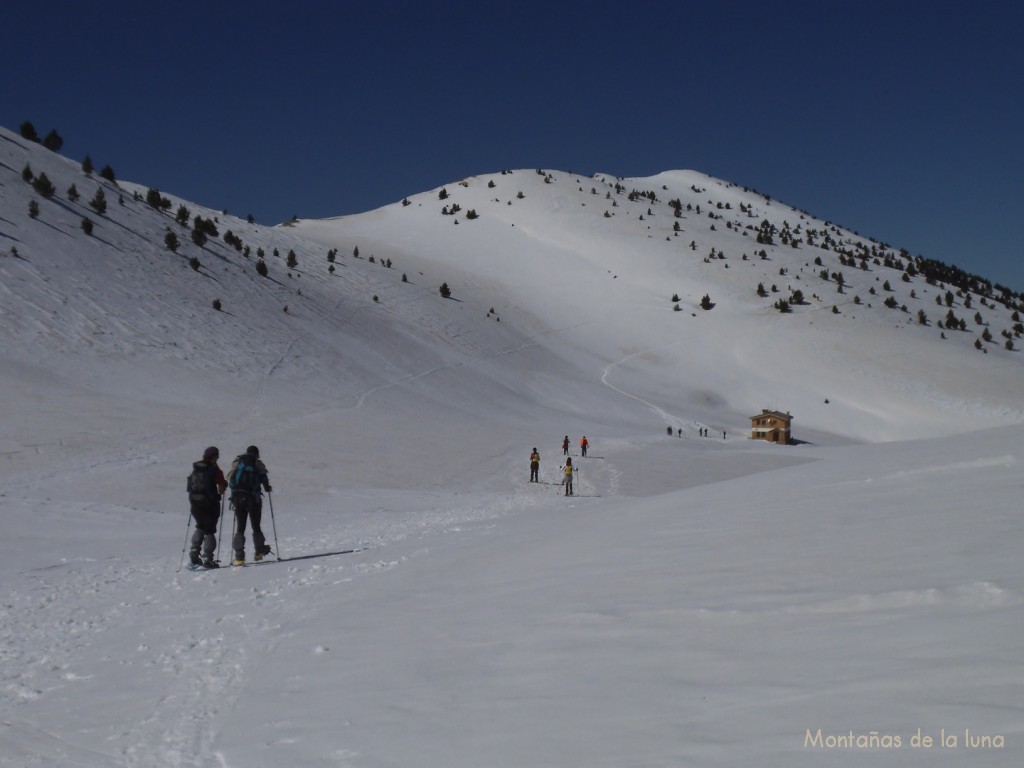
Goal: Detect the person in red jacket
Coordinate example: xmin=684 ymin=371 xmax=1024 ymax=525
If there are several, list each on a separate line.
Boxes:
xmin=580 ymin=436 xmax=589 ymax=457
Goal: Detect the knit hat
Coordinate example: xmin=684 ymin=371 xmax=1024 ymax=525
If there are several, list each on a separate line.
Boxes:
xmin=203 ymin=446 xmax=219 ymax=461
xmin=246 ymin=445 xmax=260 ymax=457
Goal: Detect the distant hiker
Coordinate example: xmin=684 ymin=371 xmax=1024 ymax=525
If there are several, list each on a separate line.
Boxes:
xmin=677 ymin=428 xmax=682 ymax=437
xmin=580 ymin=436 xmax=589 ymax=457
xmin=562 ymin=435 xmax=570 ymax=456
xmin=667 ymin=426 xmax=673 ymax=437
xmin=187 ymin=446 xmax=227 ymax=568
xmin=563 ymin=457 xmax=574 ymax=496
xmin=229 ymin=445 xmax=273 ymax=565
xmin=530 ymin=448 xmax=540 ymax=483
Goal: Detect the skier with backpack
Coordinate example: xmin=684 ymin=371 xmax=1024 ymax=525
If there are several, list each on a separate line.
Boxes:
xmin=228 ymin=445 xmax=273 ymax=565
xmin=187 ymin=446 xmax=228 ymax=568
xmin=563 ymin=457 xmax=574 ymax=496
xmin=530 ymin=447 xmax=540 ymax=483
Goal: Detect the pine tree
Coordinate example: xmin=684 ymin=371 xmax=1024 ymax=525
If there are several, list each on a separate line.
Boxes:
xmin=67 ymin=183 xmax=80 ymax=203
xmin=80 ymin=217 xmax=93 ymax=235
xmin=99 ymin=164 xmax=116 ymax=183
xmin=28 ymin=200 xmax=39 ymax=219
xmin=255 ymin=259 xmax=268 ymax=277
xmin=32 ymin=172 xmax=55 ymax=198
xmin=42 ymin=129 xmax=63 ymax=151
xmin=89 ymin=187 xmax=107 ymax=215
xmin=165 ymin=231 xmax=180 ymax=252
xmin=439 ymin=282 xmax=452 ymax=298
xmin=82 ymin=155 xmax=94 ymax=176
xmin=19 ymin=121 xmax=40 ymax=142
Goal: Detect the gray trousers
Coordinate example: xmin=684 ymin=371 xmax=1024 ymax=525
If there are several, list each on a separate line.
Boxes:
xmin=190 ymin=499 xmax=220 ymax=559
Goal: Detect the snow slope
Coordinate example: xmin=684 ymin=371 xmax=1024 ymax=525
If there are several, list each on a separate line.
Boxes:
xmin=1 ymin=125 xmax=1022 ymax=766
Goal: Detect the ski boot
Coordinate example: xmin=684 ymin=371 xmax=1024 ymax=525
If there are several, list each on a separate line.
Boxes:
xmin=254 ymin=544 xmax=272 ymax=562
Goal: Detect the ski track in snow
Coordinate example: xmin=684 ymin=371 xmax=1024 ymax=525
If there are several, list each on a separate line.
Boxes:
xmin=1 ymin=266 xmax=654 ymax=766
xmin=601 ymin=341 xmax=693 ymax=433
xmin=1 ymin=417 xmax=634 ymax=766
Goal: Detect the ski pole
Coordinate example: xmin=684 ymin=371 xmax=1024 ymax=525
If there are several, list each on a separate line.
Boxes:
xmin=268 ymin=491 xmax=281 ymax=559
xmin=177 ymin=509 xmax=193 ymax=573
xmin=231 ymin=497 xmax=242 ymax=564
xmin=216 ymin=493 xmax=227 ymax=564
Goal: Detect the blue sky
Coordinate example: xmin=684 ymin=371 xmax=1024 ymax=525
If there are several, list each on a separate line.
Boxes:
xmin=5 ymin=0 xmax=1023 ymax=290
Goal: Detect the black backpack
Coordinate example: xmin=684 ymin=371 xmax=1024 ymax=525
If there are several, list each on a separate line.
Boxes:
xmin=230 ymin=454 xmax=260 ymax=495
xmin=187 ymin=461 xmax=217 ymax=502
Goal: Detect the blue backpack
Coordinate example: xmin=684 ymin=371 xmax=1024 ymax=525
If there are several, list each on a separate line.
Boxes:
xmin=230 ymin=454 xmax=260 ymax=496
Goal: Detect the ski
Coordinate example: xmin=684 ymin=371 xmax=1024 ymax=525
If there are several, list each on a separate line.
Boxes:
xmin=231 ymin=556 xmax=283 ymax=567
xmin=185 ymin=562 xmax=220 ymax=571
xmin=185 ymin=549 xmax=359 ymax=571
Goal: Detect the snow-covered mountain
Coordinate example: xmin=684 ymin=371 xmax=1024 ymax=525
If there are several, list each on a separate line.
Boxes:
xmin=2 ymin=124 xmax=1022 ymax=767
xmin=4 ymin=125 xmax=1021 ymax=458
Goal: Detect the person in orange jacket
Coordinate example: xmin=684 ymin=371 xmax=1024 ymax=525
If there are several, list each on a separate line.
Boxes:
xmin=580 ymin=435 xmax=589 ymax=457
